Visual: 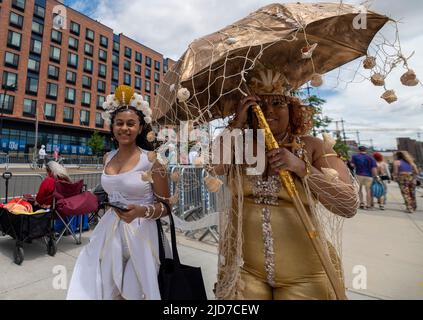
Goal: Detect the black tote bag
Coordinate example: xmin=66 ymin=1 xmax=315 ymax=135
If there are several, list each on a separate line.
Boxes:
xmin=156 ymin=203 xmax=207 ymax=300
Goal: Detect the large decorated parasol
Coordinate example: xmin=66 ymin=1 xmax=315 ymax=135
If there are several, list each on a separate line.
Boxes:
xmin=153 ymin=2 xmax=400 ymax=123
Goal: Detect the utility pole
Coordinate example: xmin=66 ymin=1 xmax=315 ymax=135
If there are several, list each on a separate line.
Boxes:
xmin=341 ymin=118 xmax=347 ymax=143
xmin=356 ymin=130 xmax=361 ymax=145
xmin=33 ymin=103 xmax=39 ymax=162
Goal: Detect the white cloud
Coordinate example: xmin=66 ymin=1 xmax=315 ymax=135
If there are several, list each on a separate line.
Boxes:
xmin=74 ymin=0 xmax=423 ymax=149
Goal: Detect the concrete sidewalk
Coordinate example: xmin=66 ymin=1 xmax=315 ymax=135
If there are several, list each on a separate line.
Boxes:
xmin=0 ymin=184 xmax=422 ymax=300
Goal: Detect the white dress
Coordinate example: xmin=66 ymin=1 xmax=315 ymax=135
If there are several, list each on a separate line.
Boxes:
xmin=67 ymin=148 xmax=163 ymax=300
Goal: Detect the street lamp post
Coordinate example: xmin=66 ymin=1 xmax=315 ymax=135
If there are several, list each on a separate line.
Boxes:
xmin=0 ymin=84 xmax=17 ymax=151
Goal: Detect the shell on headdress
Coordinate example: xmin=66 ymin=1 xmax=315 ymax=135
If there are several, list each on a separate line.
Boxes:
xmin=177 ymin=88 xmax=191 ymax=102
xmin=147 ymin=151 xmax=157 ymax=163
xmin=363 ymin=56 xmax=376 ymax=69
xmin=204 ymin=175 xmax=223 ymax=193
xmin=114 ymin=85 xmax=135 ymax=105
xmin=301 ymin=43 xmax=318 ymax=59
xmin=169 ymin=194 xmax=179 ymax=205
xmin=310 ymin=73 xmax=323 ymax=87
xmin=371 ymin=73 xmax=385 ymax=86
xmin=381 ymin=90 xmax=397 ymax=104
xmin=400 ymin=69 xmax=419 ymax=86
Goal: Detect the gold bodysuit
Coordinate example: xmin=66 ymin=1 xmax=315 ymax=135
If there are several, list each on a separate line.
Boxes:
xmin=239 ymin=173 xmax=337 ymax=300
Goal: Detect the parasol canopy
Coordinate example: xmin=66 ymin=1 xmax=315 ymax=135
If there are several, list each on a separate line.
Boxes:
xmin=154 ymin=2 xmax=390 ymax=123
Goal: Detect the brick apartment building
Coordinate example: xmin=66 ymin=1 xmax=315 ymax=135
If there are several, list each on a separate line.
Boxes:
xmin=397 ymin=137 xmax=423 ymax=167
xmin=0 ymin=0 xmax=174 ymax=157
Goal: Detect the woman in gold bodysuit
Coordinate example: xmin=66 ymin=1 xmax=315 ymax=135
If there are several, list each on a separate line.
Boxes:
xmin=213 ymin=66 xmax=359 ymax=300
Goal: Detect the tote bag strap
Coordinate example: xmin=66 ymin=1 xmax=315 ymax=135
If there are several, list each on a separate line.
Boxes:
xmin=156 ymin=201 xmax=181 ymax=266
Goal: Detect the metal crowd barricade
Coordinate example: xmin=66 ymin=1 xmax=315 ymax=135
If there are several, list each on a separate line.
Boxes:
xmin=69 ymin=173 xmax=102 ymax=191
xmin=0 ymin=174 xmax=44 ymax=202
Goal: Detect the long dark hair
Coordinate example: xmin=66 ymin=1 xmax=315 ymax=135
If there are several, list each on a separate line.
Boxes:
xmin=110 ymin=106 xmax=155 ymax=151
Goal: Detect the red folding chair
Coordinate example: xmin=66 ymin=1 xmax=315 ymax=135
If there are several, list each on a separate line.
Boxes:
xmin=53 ymin=180 xmax=98 ymax=245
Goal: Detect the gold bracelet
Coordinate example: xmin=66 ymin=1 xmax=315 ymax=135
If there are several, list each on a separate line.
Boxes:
xmin=321 ymin=153 xmax=338 ymax=158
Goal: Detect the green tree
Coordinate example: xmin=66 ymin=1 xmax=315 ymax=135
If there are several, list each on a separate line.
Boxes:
xmin=305 ymin=95 xmax=332 ymax=136
xmin=88 ymin=131 xmax=105 ymax=156
xmin=333 ymin=137 xmax=350 ymax=160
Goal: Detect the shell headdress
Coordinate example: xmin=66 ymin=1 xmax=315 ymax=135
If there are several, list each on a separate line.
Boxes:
xmin=101 ymin=85 xmax=152 ymax=124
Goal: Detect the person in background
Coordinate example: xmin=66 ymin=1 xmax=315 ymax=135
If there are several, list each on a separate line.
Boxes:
xmin=36 ymin=161 xmax=71 ymax=208
xmin=372 ymin=152 xmax=392 ymax=210
xmin=53 ymin=148 xmax=59 ymax=162
xmin=38 ymin=145 xmax=47 ymax=169
xmin=392 ymin=151 xmax=419 ymax=213
xmin=351 ymin=146 xmax=377 ymax=209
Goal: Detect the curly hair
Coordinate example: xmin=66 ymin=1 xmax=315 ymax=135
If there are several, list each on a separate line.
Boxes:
xmin=109 ymin=106 xmax=155 ymax=151
xmin=246 ymin=95 xmax=314 ymax=136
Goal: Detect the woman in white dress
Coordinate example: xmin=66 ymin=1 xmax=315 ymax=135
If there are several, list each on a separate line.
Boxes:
xmin=67 ymin=86 xmax=171 ymax=300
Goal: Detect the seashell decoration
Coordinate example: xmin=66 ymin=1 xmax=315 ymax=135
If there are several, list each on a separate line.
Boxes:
xmin=204 ymin=175 xmax=223 ymax=193
xmin=177 ymin=88 xmax=191 ymax=102
xmin=147 ymin=151 xmax=157 ymax=163
xmin=169 ymin=194 xmax=179 ymax=205
xmin=171 ymin=171 xmax=181 ymax=183
xmin=370 ymin=73 xmax=385 ymax=86
xmin=321 ymin=168 xmax=340 ymax=181
xmin=400 ymin=69 xmax=419 ymax=87
xmin=322 ymin=133 xmax=336 ymax=149
xmin=301 ymin=43 xmax=318 ymax=59
xmin=310 ymin=73 xmax=323 ymax=87
xmin=146 ymin=131 xmax=156 ymax=143
xmin=141 ymin=171 xmax=154 ymax=183
xmin=381 ymin=90 xmax=397 ymax=104
xmin=363 ymin=56 xmax=376 ymax=69
xmin=193 ymin=156 xmax=204 ymax=166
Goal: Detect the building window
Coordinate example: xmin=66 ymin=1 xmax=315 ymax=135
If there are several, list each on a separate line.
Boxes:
xmin=98 ymin=63 xmax=107 ymax=78
xmin=97 ymin=95 xmax=105 ymax=109
xmin=51 ymin=29 xmax=62 ymax=44
xmin=46 ymin=82 xmax=58 ymax=99
xmin=99 ymin=49 xmax=107 ymax=62
xmin=7 ymin=31 xmax=22 ymax=50
xmin=2 ymin=71 xmax=18 ymax=88
xmin=95 ymin=112 xmax=104 ymax=128
xmin=4 ymin=52 xmax=19 ymax=69
xmin=66 ymin=70 xmax=76 ymax=84
xmin=23 ymin=99 xmax=36 ymax=117
xmin=112 ymin=68 xmax=119 ymax=82
xmin=30 ymin=38 xmax=42 ymax=55
xmin=145 ymin=80 xmax=151 ymax=93
xmin=49 ymin=46 xmax=61 ymax=63
xmin=154 ymin=83 xmax=160 ymax=95
xmin=100 ymin=35 xmax=108 ymax=48
xmin=124 ymin=73 xmax=131 ymax=86
xmin=84 ymin=58 xmax=93 ymax=73
xmin=80 ymin=109 xmax=90 ymax=126
xmin=81 ymin=91 xmax=91 ymax=106
xmin=65 ymin=87 xmax=76 ymax=103
xmin=27 ymin=58 xmax=40 ymax=73
xmin=67 ymin=52 xmax=78 ymax=68
xmin=70 ymin=21 xmax=80 ymax=35
xmin=154 ymin=60 xmax=161 ymax=71
xmin=112 ymin=53 xmax=119 ymax=66
xmin=63 ymin=106 xmax=74 ymax=123
xmin=154 ymin=72 xmax=160 ymax=82
xmin=135 ymin=77 xmax=142 ymax=90
xmin=97 ymin=80 xmax=106 ymax=93
xmin=124 ymin=60 xmax=131 ymax=71
xmin=25 ymin=76 xmax=38 ymax=95
xmin=111 ymin=83 xmax=117 ymax=93
xmin=68 ymin=36 xmax=79 ymax=50
xmin=47 ymin=64 xmax=59 ymax=80
xmin=44 ymin=103 xmax=56 ymax=120
xmin=31 ymin=21 xmax=43 ymax=35
xmin=82 ymin=75 xmax=91 ymax=89
xmin=146 ymin=56 xmax=152 ymax=67
xmin=135 ymin=51 xmax=142 ymax=63
xmin=144 ymin=95 xmax=150 ymax=104
xmin=0 ymin=94 xmax=15 ymax=114
xmin=12 ymin=0 xmax=26 ymax=11
xmin=86 ymin=28 xmax=94 ymax=42
xmin=84 ymin=43 xmax=93 ymax=56
xmin=113 ymin=41 xmax=120 ymax=52
xmin=34 ymin=4 xmax=45 ymax=19
xmin=134 ymin=64 xmax=141 ymax=75
xmin=9 ymin=12 xmax=24 ymax=29
xmin=145 ymin=68 xmax=151 ymax=79
xmin=124 ymin=47 xmax=132 ymax=58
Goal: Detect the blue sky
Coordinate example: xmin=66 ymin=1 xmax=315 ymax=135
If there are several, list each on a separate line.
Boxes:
xmin=63 ymin=0 xmax=423 ymax=150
